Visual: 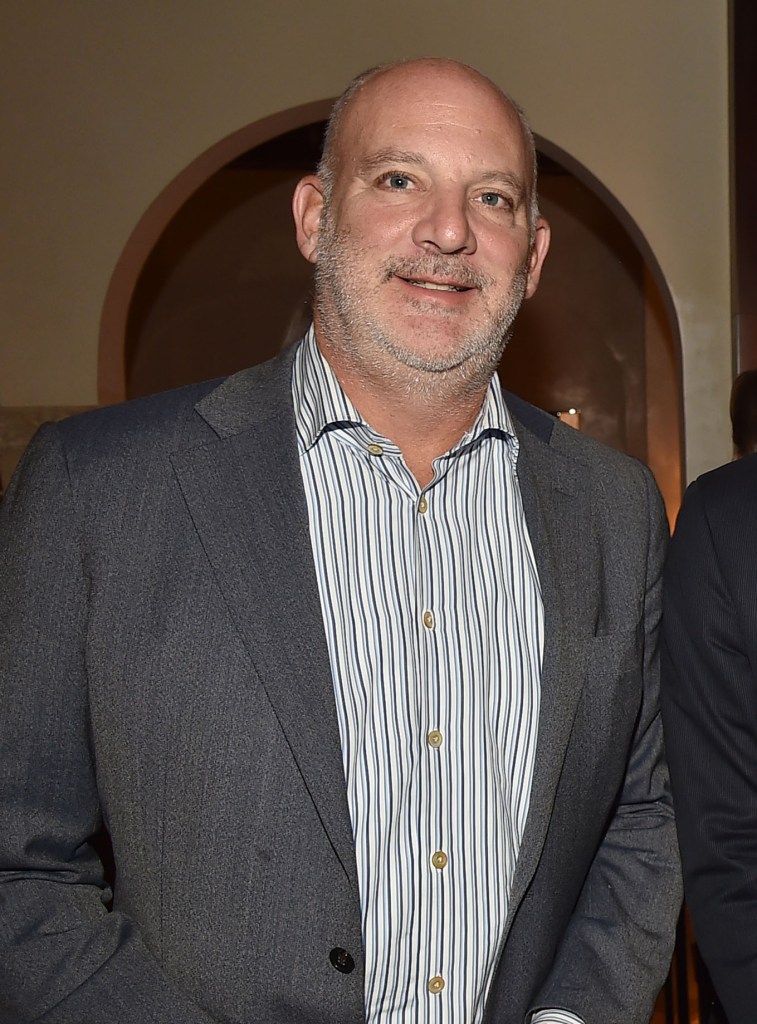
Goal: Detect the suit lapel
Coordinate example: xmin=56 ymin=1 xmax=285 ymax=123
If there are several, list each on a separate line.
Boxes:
xmin=170 ymin=351 xmax=358 ymax=888
xmin=505 ymin=418 xmax=597 ymax=930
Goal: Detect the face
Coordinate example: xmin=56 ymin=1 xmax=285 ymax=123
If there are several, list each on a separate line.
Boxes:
xmin=293 ymin=61 xmax=550 ymax=397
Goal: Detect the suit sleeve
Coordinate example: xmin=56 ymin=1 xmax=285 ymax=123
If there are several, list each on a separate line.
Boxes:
xmin=532 ymin=464 xmax=682 ymax=1024
xmin=0 ymin=426 xmax=220 ymax=1024
xmin=661 ymin=477 xmax=757 ymax=1024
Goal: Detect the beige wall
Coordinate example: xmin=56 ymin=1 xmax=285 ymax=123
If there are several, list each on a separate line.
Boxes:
xmin=0 ymin=0 xmax=730 ymax=480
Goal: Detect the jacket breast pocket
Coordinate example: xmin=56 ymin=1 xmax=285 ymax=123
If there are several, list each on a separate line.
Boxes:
xmin=571 ymin=623 xmax=645 ymax=794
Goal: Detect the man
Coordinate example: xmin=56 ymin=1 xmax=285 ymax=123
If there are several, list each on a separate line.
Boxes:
xmin=662 ymin=406 xmax=757 ymax=1022
xmin=0 ymin=59 xmax=680 ymax=1023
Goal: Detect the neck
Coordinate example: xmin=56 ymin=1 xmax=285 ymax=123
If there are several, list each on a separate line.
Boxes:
xmin=318 ymin=338 xmax=490 ymax=487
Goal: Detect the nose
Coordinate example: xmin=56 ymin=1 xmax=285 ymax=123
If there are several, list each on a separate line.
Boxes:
xmin=410 ymin=188 xmax=476 ymax=255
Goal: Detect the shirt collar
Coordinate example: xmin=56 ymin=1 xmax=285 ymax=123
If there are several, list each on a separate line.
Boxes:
xmin=292 ymin=325 xmax=518 ymax=456
xmin=293 ymin=326 xmax=364 ymax=453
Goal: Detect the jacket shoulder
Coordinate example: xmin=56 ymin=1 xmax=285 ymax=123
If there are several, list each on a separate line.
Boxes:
xmin=675 ymin=455 xmax=757 ymax=557
xmin=52 ymin=346 xmax=297 ymax=464
xmin=505 ymin=389 xmax=654 ymax=482
xmin=690 ymin=453 xmax=757 ymax=509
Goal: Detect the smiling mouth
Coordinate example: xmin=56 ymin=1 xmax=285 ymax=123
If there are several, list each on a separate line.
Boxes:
xmin=401 ymin=277 xmax=472 ymax=293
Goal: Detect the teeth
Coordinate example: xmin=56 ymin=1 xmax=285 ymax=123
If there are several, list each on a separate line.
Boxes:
xmin=408 ymin=279 xmax=463 ymax=292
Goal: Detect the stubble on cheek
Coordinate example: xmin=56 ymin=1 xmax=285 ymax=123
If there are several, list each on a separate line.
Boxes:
xmin=312 ymin=212 xmax=531 ymax=395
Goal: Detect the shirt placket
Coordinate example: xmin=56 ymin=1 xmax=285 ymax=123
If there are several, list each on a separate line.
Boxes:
xmin=354 ymin=433 xmax=430 ymax=1020
xmin=415 ymin=468 xmax=452 ymax=1022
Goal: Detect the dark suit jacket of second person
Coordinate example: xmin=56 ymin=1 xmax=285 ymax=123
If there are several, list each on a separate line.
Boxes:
xmin=662 ymin=453 xmax=757 ymax=1024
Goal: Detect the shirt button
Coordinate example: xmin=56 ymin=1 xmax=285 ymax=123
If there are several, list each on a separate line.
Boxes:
xmin=428 ymin=976 xmax=445 ymax=994
xmin=367 ymin=443 xmax=383 ymax=456
xmin=423 ymin=610 xmax=435 ymax=629
xmin=418 ymin=496 xmax=428 ymax=513
xmin=431 ymin=850 xmax=448 ymax=870
xmin=427 ymin=730 xmax=443 ymax=748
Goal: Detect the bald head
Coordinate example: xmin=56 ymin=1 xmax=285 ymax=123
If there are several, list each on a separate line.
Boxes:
xmin=317 ymin=58 xmax=539 ymax=234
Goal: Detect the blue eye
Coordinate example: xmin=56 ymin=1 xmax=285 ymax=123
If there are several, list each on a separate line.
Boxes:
xmin=481 ymin=192 xmax=503 ymax=207
xmin=387 ymin=174 xmax=410 ymax=189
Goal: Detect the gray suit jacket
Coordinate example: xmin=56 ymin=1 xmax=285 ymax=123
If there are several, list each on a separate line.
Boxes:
xmin=0 ymin=346 xmax=681 ymax=1024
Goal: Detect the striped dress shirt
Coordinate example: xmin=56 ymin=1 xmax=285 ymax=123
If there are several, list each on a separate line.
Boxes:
xmin=294 ymin=329 xmax=581 ymax=1024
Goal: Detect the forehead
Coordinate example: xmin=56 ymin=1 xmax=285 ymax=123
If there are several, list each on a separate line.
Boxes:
xmin=337 ymin=65 xmax=529 ymax=177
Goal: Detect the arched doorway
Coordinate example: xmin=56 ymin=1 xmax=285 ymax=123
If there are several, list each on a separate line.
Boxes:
xmin=98 ymin=106 xmax=683 ymax=520
xmin=502 ymin=142 xmax=683 ymax=524
xmin=97 ymin=99 xmax=332 ymax=406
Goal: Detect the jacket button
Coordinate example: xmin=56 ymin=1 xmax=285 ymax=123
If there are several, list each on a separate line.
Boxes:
xmin=329 ymin=947 xmax=355 ymax=974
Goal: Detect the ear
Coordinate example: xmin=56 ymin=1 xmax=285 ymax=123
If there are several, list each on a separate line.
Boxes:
xmin=292 ymin=175 xmax=326 ymax=264
xmin=524 ymin=217 xmax=551 ymax=299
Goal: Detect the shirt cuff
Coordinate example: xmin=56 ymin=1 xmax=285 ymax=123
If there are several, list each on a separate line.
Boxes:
xmin=530 ymin=1011 xmax=585 ymax=1024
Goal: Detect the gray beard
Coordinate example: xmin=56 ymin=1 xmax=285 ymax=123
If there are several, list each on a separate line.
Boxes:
xmin=313 ymin=215 xmax=528 ymax=401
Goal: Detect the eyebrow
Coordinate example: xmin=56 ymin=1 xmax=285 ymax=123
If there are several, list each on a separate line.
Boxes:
xmin=478 ymin=170 xmax=527 ymax=204
xmin=356 ymin=149 xmax=429 ymax=175
xmin=356 ymin=149 xmax=528 ymax=204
